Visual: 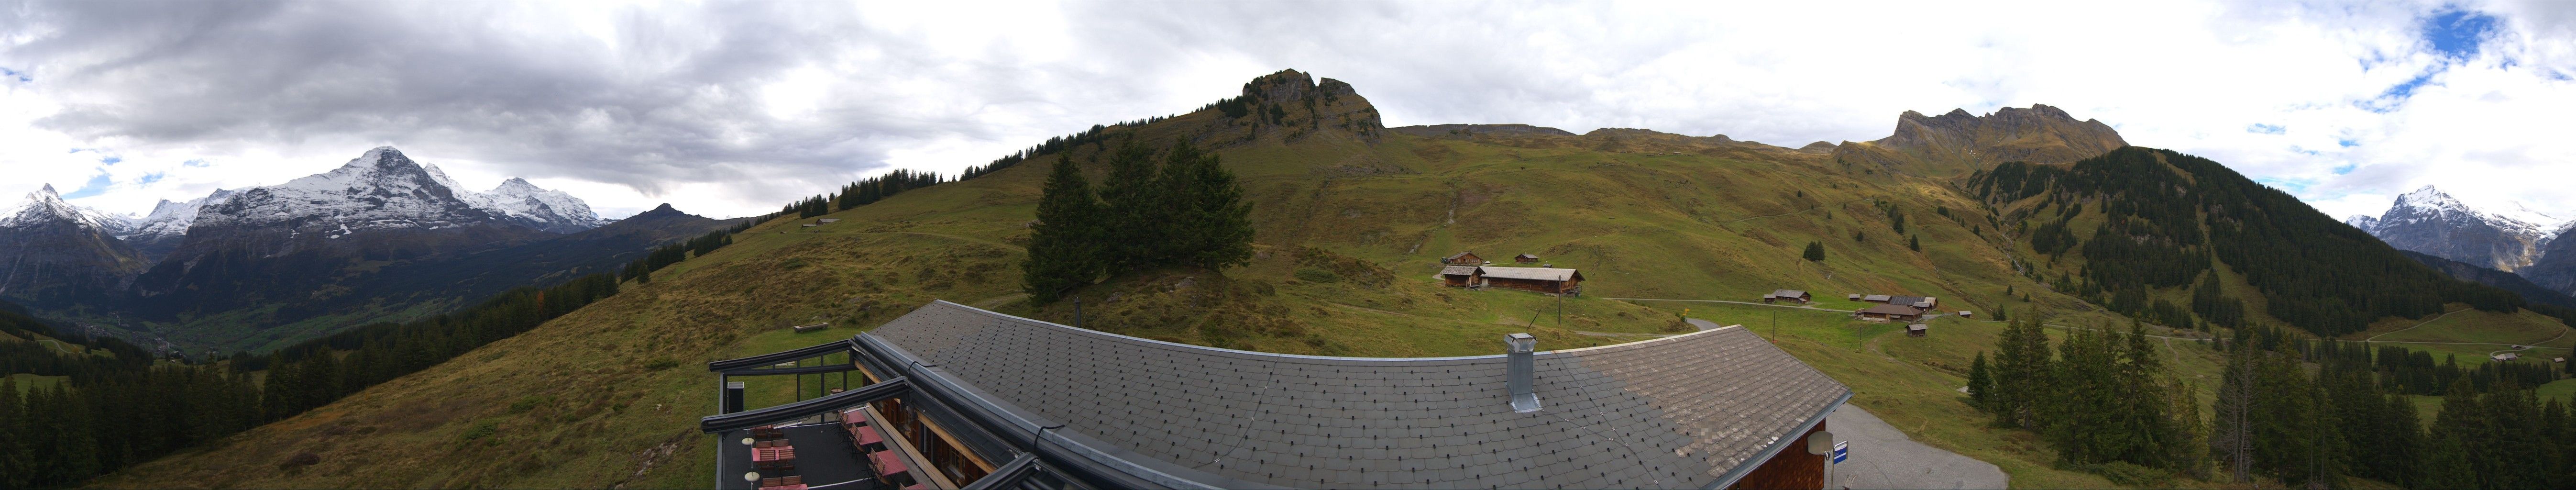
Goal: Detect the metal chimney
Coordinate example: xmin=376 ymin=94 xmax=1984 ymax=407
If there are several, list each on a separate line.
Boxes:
xmin=1505 ymin=333 xmax=1541 ymax=412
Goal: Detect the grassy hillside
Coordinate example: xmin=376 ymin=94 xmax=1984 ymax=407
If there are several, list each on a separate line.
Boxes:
xmin=88 ymin=74 xmax=2572 ymax=489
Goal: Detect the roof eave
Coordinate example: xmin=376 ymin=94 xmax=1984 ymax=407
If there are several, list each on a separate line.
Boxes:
xmin=1706 ymin=390 xmax=1854 ymax=490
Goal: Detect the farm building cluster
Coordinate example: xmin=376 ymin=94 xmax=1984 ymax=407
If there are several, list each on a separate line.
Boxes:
xmin=1437 ymin=251 xmax=1583 ymax=295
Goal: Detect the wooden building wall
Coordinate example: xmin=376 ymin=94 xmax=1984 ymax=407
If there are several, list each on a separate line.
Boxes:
xmin=1729 ymin=421 xmax=1827 ymax=490
xmin=1486 ymin=277 xmax=1576 ymax=294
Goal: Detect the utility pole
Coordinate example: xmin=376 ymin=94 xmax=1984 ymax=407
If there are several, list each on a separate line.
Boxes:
xmin=1557 ymin=292 xmax=1564 ymax=327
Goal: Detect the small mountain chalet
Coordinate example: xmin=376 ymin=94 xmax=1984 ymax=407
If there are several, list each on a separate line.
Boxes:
xmin=1762 ymin=290 xmax=1813 ymax=304
xmin=1855 ymin=303 xmax=1925 ymax=323
xmin=1477 ymin=266 xmax=1583 ymax=295
xmin=701 ymin=301 xmax=1851 ymax=490
xmin=1442 ymin=251 xmax=1485 ymax=265
xmin=1857 ymin=294 xmax=1937 ymax=309
xmin=1514 ymin=253 xmax=1541 ymax=264
xmin=1438 ymin=265 xmax=1482 ymax=287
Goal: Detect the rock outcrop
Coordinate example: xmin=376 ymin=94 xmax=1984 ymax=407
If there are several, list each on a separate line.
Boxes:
xmin=1831 ymin=104 xmax=2128 ymax=177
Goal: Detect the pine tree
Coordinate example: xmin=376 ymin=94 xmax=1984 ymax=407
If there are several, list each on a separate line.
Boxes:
xmin=1966 ymin=351 xmax=1993 ymax=409
xmin=2211 ymin=343 xmax=2257 ymax=482
xmin=1802 ymin=241 xmax=1825 ymax=262
xmin=1023 ymin=156 xmax=1105 ymax=303
xmin=1907 ymin=234 xmax=1920 ymax=251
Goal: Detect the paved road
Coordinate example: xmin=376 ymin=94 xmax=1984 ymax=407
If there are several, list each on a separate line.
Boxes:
xmin=1829 ymin=406 xmax=2009 ymax=490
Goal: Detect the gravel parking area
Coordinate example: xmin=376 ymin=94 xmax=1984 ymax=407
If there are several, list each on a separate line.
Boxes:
xmin=1826 ymin=406 xmax=2008 ymax=490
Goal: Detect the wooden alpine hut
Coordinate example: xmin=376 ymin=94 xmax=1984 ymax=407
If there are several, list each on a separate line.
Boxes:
xmin=1479 ymin=267 xmax=1583 ymax=295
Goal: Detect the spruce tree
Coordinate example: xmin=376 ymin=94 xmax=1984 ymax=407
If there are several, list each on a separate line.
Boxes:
xmin=1907 ymin=234 xmax=1920 ymax=251
xmin=1023 ymin=156 xmax=1104 ymax=303
xmin=1160 ymin=139 xmax=1255 ymax=270
xmin=1098 ymin=137 xmax=1166 ymax=269
xmin=1966 ymin=351 xmax=1993 ymax=409
xmin=1802 ymin=241 xmax=1825 ymax=262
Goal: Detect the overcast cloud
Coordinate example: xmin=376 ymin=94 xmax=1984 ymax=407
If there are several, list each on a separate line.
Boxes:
xmin=2 ymin=1 xmax=2570 ymax=221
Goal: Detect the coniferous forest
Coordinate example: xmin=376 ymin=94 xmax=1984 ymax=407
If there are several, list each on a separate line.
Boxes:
xmin=0 ymin=247 xmax=683 ymax=487
xmin=1971 ymin=147 xmax=2539 ymax=336
xmin=1967 ymin=314 xmax=2576 ymax=489
xmin=1021 ymin=137 xmax=1257 ymax=302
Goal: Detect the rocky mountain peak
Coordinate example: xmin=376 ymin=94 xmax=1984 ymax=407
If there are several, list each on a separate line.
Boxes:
xmin=1199 ymin=69 xmax=1385 ymax=145
xmin=2345 ymin=214 xmax=2380 ymax=232
xmin=2364 ymin=184 xmax=2557 ymax=273
xmin=6 ymin=183 xmax=131 ymax=233
xmin=1835 ymin=103 xmax=2127 ymax=177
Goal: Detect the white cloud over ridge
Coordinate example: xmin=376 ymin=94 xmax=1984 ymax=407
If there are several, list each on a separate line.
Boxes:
xmin=0 ymin=1 xmax=2568 ymax=221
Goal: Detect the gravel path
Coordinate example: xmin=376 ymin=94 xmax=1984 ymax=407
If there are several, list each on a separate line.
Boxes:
xmin=1828 ymin=406 xmax=2009 ymax=490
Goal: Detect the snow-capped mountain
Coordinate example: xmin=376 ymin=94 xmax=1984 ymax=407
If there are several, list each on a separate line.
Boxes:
xmin=2345 ymin=214 xmax=2379 ymax=232
xmin=474 ymin=178 xmax=606 ymax=234
xmin=2359 ymin=186 xmax=2558 ymax=273
xmin=3 ymin=184 xmax=135 ymax=234
xmin=121 ymin=188 xmax=236 ymax=262
xmin=0 ymin=184 xmax=149 ymax=306
xmin=133 ymin=146 xmax=601 ymax=300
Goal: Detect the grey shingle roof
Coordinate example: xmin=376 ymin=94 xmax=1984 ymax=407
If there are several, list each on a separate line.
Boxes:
xmin=1861 ymin=294 xmax=1893 ymax=302
xmin=1439 ymin=266 xmax=1480 ymax=276
xmin=1476 ymin=266 xmax=1579 ymax=281
xmin=864 ymin=301 xmax=1850 ymax=490
xmin=1769 ymin=290 xmax=1809 ymax=298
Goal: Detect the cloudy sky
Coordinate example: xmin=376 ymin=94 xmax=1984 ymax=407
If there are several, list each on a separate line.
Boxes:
xmin=2 ymin=1 xmax=2570 ymax=222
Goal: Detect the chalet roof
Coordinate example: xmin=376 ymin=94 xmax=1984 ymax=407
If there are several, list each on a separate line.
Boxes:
xmin=1444 ymin=251 xmax=1479 ymax=261
xmin=1906 ymin=323 xmax=1928 ymax=331
xmin=1440 ymin=265 xmax=1481 ymax=276
xmin=1891 ymin=296 xmax=1934 ymax=306
xmin=1515 ymin=253 xmax=1540 ymax=259
xmin=1769 ymin=290 xmax=1810 ymax=298
xmin=1862 ymin=294 xmax=1893 ymax=302
xmin=1478 ymin=266 xmax=1581 ymax=281
xmin=860 ymin=301 xmax=1850 ymax=490
xmin=1859 ymin=303 xmax=1924 ymax=315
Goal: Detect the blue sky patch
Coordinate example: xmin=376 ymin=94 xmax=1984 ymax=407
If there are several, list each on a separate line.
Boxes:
xmin=183 ymin=159 xmax=210 ymax=167
xmin=62 ymin=173 xmax=113 ymax=200
xmin=138 ymin=172 xmax=165 ymax=186
xmin=2337 ymin=138 xmax=2358 ymax=148
xmin=2422 ymin=9 xmax=2499 ymax=61
xmin=2248 ymin=123 xmax=2286 ymax=134
xmin=2332 ymin=163 xmax=2358 ymax=175
xmin=2255 ymin=177 xmax=2314 ymax=192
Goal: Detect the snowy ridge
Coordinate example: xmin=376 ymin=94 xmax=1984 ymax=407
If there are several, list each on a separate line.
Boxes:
xmin=126 ymin=189 xmax=236 ymax=241
xmin=191 ymin=146 xmax=602 ymax=241
xmin=2379 ymin=186 xmax=2554 ymax=239
xmin=2 ymin=184 xmax=134 ymax=234
xmin=2345 ymin=214 xmax=2379 ymax=233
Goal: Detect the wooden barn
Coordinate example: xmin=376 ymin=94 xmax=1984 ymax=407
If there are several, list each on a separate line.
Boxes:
xmin=1906 ymin=323 xmax=1928 ymax=337
xmin=1855 ymin=303 xmax=1924 ymax=323
xmin=1442 ymin=251 xmax=1486 ymax=265
xmin=1439 ymin=266 xmax=1483 ymax=288
xmin=1479 ymin=267 xmax=1583 ymax=295
xmin=1514 ymin=253 xmax=1541 ymax=264
xmin=1763 ymin=290 xmax=1813 ymax=304
xmin=1860 ymin=294 xmax=1893 ymax=303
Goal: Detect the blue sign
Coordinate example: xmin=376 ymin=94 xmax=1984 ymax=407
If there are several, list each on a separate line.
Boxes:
xmin=1831 ymin=442 xmax=1849 ymax=464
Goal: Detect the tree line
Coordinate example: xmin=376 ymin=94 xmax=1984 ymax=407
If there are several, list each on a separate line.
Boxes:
xmin=620 ymin=231 xmax=734 ymax=284
xmin=1967 ymin=309 xmax=2576 ymax=488
xmin=1022 ymin=137 xmax=1256 ymax=302
xmin=0 ymin=270 xmax=623 ymax=488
